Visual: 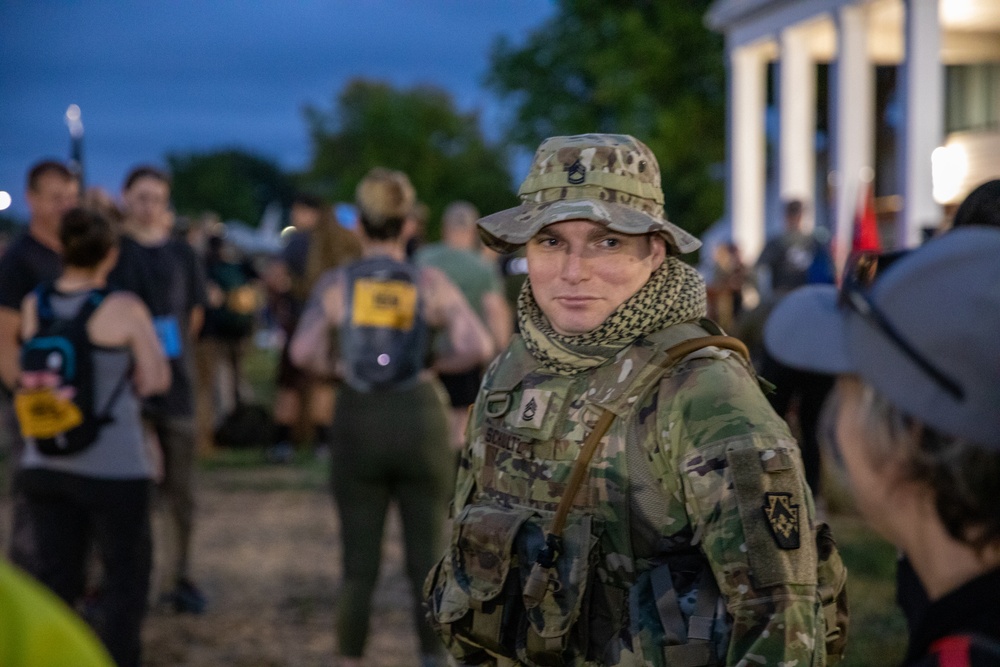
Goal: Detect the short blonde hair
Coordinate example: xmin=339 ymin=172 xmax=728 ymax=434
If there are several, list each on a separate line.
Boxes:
xmin=355 ymin=167 xmax=415 ymax=240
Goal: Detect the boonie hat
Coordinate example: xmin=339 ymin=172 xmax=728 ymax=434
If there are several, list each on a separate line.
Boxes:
xmin=763 ymin=227 xmax=1000 ymax=450
xmin=477 ymin=134 xmax=701 ymax=255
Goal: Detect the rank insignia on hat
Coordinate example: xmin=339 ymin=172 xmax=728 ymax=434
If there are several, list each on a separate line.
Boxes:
xmin=762 ymin=492 xmax=800 ymax=549
xmin=566 ymin=159 xmax=586 ymax=185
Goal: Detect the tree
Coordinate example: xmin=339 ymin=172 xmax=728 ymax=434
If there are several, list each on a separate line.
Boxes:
xmin=486 ymin=0 xmax=725 ymax=240
xmin=302 ymin=79 xmax=517 ymax=240
xmin=168 ymin=149 xmax=295 ymax=225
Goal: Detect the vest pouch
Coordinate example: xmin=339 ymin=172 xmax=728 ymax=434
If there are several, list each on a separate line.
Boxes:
xmin=425 ymin=504 xmax=535 ymax=663
xmin=515 ymin=514 xmax=597 ymax=667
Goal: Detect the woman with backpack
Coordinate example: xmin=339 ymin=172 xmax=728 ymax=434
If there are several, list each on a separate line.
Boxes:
xmin=10 ymin=207 xmax=170 ymax=667
xmin=290 ymin=168 xmax=494 ymax=667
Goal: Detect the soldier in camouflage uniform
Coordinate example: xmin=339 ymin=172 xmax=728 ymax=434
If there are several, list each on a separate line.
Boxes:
xmin=424 ymin=134 xmax=847 ymax=667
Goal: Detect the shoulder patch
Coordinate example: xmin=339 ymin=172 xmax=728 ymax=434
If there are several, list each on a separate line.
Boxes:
xmin=762 ymin=492 xmax=800 ymax=550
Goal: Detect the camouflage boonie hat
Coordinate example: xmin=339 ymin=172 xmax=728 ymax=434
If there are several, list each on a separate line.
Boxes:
xmin=478 ymin=134 xmax=701 ymax=254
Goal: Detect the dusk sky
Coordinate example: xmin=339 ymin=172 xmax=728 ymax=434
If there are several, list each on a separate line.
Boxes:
xmin=0 ymin=1 xmax=556 ymax=219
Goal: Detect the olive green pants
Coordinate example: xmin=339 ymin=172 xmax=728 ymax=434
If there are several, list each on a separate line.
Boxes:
xmin=329 ymin=380 xmax=453 ymax=657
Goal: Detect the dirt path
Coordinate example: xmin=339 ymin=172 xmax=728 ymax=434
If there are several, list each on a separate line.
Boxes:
xmin=141 ymin=462 xmax=424 ymax=667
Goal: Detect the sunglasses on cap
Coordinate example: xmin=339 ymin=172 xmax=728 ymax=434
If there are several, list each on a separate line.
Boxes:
xmin=838 ymin=251 xmax=965 ymax=400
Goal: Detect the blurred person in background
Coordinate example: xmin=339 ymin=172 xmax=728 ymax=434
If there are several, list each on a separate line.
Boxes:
xmin=415 ymin=200 xmax=511 ymax=451
xmin=10 ymin=208 xmax=169 ymax=666
xmin=707 ymin=240 xmax=750 ymax=333
xmin=269 ymin=192 xmax=360 ymax=461
xmin=765 ymin=227 xmax=1000 ymax=666
xmin=0 ymin=161 xmax=79 ymax=549
xmin=0 ymin=161 xmax=80 ymax=394
xmin=291 ymin=167 xmax=493 ymax=667
xmin=109 ymin=165 xmax=210 ymax=614
xmin=951 ymin=179 xmax=1000 ymax=230
xmin=195 ymin=232 xmax=262 ymax=453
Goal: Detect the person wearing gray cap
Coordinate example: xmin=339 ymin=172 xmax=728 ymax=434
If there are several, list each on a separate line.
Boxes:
xmin=764 ymin=227 xmax=1000 ymax=666
xmin=425 ymin=134 xmax=847 ymax=667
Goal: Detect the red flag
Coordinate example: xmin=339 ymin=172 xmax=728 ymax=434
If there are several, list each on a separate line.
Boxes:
xmin=853 ymin=180 xmax=881 ymax=252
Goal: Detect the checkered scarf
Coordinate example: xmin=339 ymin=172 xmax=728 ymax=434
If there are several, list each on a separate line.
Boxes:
xmin=518 ymin=256 xmax=707 ymax=375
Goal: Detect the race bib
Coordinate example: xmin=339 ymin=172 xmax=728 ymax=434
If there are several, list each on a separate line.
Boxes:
xmin=351 ymin=279 xmax=418 ymax=331
xmin=14 ymin=389 xmax=84 ymax=439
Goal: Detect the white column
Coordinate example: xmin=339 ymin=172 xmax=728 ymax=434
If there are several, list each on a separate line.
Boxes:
xmin=778 ymin=25 xmax=817 ymax=232
xmin=831 ymin=4 xmax=874 ymax=271
xmin=897 ymin=0 xmax=943 ymax=248
xmin=728 ymin=44 xmax=768 ymax=263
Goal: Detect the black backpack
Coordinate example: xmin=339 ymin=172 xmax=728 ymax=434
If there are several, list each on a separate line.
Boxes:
xmin=14 ymin=285 xmax=128 ymax=456
xmin=339 ymin=257 xmax=429 ymax=392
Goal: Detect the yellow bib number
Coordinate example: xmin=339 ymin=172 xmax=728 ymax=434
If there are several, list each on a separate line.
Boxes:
xmin=351 ymin=279 xmax=417 ymax=331
xmin=14 ymin=389 xmax=84 ymax=439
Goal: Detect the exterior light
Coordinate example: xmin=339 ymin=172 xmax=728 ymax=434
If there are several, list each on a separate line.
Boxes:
xmin=932 ymin=144 xmax=968 ymax=204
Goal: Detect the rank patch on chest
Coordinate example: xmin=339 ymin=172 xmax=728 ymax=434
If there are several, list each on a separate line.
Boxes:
xmin=762 ymin=492 xmax=800 ymax=550
xmin=512 ymin=389 xmax=553 ymax=429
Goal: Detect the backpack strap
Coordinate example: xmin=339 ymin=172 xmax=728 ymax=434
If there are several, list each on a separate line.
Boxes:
xmin=522 ymin=334 xmax=750 ymax=609
xmin=62 ymin=287 xmax=125 ymax=423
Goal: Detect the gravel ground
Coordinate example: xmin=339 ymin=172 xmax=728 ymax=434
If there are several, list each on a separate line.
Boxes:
xmin=140 ymin=461 xmax=426 ymax=667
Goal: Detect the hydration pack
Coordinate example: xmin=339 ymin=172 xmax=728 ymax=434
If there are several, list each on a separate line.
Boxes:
xmin=339 ymin=257 xmax=428 ymax=392
xmin=14 ymin=285 xmax=127 ymax=456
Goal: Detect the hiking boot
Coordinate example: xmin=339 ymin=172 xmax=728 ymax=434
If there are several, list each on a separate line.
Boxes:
xmin=169 ymin=578 xmax=208 ymax=614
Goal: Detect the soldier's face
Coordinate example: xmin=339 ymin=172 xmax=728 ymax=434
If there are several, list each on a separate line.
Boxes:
xmin=526 ymin=219 xmax=665 ymax=336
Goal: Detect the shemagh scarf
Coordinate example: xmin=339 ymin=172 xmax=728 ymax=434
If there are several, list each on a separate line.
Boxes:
xmin=518 ymin=256 xmax=707 ymax=376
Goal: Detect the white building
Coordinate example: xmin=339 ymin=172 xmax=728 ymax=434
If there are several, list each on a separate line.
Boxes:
xmin=707 ymin=0 xmax=1000 ymax=266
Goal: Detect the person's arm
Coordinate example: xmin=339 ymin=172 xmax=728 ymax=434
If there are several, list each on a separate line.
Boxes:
xmin=186 ymin=243 xmax=210 ymax=338
xmin=289 ymin=270 xmax=342 ymax=375
xmin=0 ymin=306 xmax=21 ymax=391
xmin=421 ymin=267 xmax=495 ymax=374
xmin=481 ymin=291 xmax=513 ymax=351
xmin=128 ymin=299 xmax=172 ymax=397
xmin=654 ymin=355 xmax=830 ymax=666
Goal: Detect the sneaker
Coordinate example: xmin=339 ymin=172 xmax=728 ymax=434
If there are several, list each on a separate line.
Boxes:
xmin=170 ymin=578 xmax=207 ymax=614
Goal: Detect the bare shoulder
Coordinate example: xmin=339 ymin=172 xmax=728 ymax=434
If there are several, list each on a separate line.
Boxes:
xmin=102 ymin=291 xmax=149 ymax=319
xmin=89 ymin=292 xmax=151 ymax=345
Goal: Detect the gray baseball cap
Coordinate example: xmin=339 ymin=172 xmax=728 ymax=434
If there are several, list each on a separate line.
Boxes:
xmin=477 ymin=134 xmax=701 ymax=255
xmin=764 ymin=227 xmax=1000 ymax=450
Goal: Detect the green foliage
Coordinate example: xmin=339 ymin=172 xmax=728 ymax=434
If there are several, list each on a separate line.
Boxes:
xmin=168 ymin=149 xmax=295 ymax=225
xmin=486 ymin=0 xmax=726 ymax=239
xmin=828 ymin=515 xmax=908 ymax=666
xmin=301 ymin=79 xmax=517 ymax=240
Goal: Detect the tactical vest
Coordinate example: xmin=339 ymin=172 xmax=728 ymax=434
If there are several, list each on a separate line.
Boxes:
xmin=425 ymin=322 xmax=848 ymax=667
xmin=339 ymin=256 xmax=429 ymax=392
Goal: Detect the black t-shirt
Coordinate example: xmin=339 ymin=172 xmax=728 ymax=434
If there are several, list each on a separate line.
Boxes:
xmin=905 ymin=568 xmax=1000 ymax=666
xmin=108 ymin=236 xmax=208 ymax=418
xmin=0 ymin=233 xmax=63 ymax=311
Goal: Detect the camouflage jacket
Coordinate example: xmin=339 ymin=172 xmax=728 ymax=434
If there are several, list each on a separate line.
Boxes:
xmin=434 ymin=322 xmax=839 ymax=667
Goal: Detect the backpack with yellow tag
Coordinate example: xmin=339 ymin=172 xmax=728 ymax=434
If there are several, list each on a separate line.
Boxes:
xmin=14 ymin=285 xmax=129 ymax=456
xmin=339 ymin=256 xmax=429 ymax=392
